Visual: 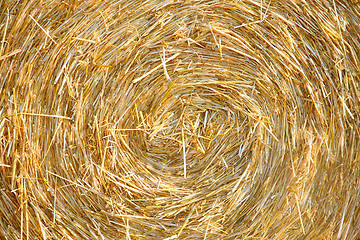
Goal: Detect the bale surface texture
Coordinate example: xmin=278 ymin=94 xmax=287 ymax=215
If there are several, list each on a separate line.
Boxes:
xmin=1 ymin=0 xmax=360 ymax=239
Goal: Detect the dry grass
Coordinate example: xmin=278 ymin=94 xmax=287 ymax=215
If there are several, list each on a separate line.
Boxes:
xmin=1 ymin=0 xmax=360 ymax=239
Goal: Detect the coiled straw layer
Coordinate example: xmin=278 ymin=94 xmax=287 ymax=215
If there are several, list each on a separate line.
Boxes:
xmin=1 ymin=0 xmax=360 ymax=239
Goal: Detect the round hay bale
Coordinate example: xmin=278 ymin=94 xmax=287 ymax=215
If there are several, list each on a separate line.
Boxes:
xmin=1 ymin=0 xmax=360 ymax=239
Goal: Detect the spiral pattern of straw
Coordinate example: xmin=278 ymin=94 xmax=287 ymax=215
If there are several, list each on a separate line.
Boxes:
xmin=1 ymin=0 xmax=360 ymax=239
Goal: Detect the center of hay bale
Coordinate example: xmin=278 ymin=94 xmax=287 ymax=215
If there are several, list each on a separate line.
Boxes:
xmin=130 ymin=84 xmax=250 ymax=179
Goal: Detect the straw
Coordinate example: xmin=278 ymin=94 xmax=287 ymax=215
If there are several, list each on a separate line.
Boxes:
xmin=1 ymin=0 xmax=360 ymax=239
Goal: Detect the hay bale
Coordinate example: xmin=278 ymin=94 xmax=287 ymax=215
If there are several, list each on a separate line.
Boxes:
xmin=1 ymin=0 xmax=360 ymax=239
